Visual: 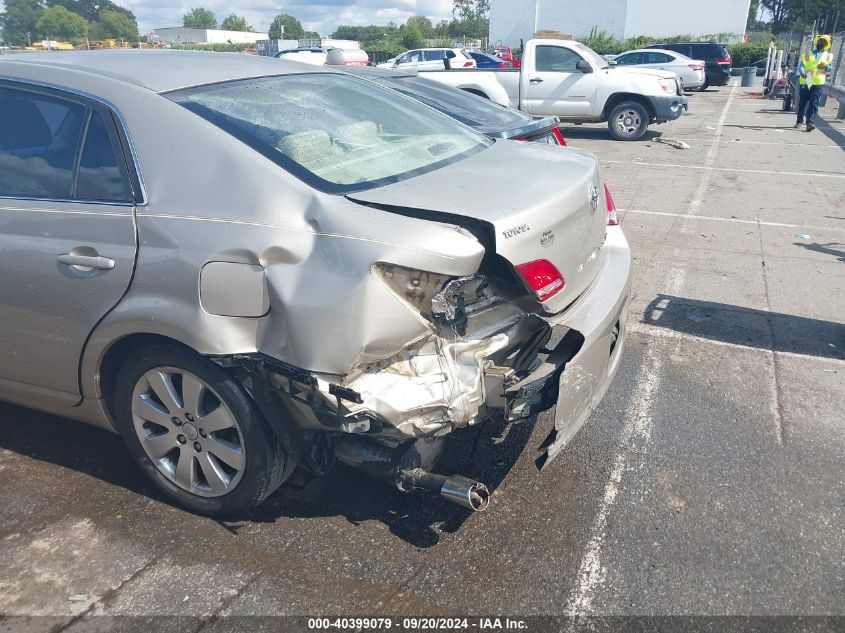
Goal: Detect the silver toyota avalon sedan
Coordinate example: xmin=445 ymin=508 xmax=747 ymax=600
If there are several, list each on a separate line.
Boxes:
xmin=0 ymin=51 xmax=630 ymax=516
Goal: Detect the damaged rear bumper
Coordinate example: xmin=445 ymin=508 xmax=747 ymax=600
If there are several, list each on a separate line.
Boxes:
xmin=240 ymin=227 xmax=630 ymax=475
xmin=512 ymin=226 xmax=631 ymax=466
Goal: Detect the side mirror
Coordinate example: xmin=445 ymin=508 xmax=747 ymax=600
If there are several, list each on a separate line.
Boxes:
xmin=576 ymin=59 xmax=593 ymax=73
xmin=608 ymin=60 xmax=618 ymax=66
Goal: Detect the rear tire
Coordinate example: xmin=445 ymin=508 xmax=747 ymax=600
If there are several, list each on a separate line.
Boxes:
xmin=607 ymin=101 xmax=649 ymax=141
xmin=113 ymin=344 xmax=291 ymax=517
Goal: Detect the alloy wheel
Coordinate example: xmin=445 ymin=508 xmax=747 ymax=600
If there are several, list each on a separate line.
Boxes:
xmin=615 ymin=109 xmax=642 ymax=137
xmin=131 ymin=367 xmax=246 ymax=497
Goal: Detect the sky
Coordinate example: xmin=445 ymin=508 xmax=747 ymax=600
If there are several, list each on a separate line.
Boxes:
xmin=113 ymin=0 xmax=456 ymax=36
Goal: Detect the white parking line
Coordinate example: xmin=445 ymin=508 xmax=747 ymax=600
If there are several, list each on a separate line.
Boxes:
xmin=566 ymin=84 xmax=739 ymax=617
xmin=673 ymin=138 xmax=842 ymax=148
xmin=602 ymin=160 xmax=845 ymax=179
xmin=627 ymin=321 xmax=845 ymax=366
xmin=619 ymin=208 xmax=845 ymax=234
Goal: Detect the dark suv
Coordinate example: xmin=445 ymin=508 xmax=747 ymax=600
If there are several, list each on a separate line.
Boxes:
xmin=646 ymin=42 xmax=731 ymax=90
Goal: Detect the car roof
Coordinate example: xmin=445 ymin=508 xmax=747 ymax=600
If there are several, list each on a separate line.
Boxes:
xmin=625 ymin=48 xmax=684 ymax=56
xmin=0 ymin=50 xmax=335 ymax=93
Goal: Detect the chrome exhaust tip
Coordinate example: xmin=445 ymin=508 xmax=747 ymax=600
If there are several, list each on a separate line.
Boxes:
xmin=439 ymin=475 xmax=490 ymax=512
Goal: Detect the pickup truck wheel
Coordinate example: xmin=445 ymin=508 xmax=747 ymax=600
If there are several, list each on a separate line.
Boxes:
xmin=113 ymin=344 xmax=292 ymax=517
xmin=608 ymin=101 xmax=649 ymax=141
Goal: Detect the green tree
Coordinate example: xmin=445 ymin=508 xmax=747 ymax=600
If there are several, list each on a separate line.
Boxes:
xmin=183 ymin=7 xmax=216 ymax=29
xmin=268 ymin=13 xmax=303 ymax=39
xmin=453 ymin=0 xmax=489 ymax=21
xmin=97 ymin=8 xmax=138 ymax=39
xmin=35 ymin=3 xmax=86 ymax=39
xmin=302 ymin=30 xmax=320 ymax=38
xmin=401 ymin=20 xmax=425 ymax=48
xmin=220 ymin=13 xmax=252 ymax=32
xmin=0 ymin=0 xmax=44 ymax=45
xmin=406 ymin=15 xmax=434 ymax=38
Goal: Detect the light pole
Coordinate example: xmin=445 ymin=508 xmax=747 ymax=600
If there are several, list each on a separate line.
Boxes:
xmin=533 ymin=0 xmax=540 ymax=36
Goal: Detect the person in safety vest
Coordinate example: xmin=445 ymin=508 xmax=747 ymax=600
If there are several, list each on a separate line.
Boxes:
xmin=795 ymin=34 xmax=834 ymax=132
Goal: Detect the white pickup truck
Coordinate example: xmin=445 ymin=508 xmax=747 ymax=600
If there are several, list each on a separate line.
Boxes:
xmin=416 ymin=39 xmax=688 ymax=141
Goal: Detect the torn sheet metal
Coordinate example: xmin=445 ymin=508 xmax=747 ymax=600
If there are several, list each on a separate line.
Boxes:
xmin=341 ymin=333 xmax=510 ymax=438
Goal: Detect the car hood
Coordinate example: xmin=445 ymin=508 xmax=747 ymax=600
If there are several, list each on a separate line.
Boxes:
xmin=348 ymin=140 xmax=608 ymax=314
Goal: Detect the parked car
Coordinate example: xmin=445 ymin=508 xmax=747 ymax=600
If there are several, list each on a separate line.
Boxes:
xmin=645 ymin=42 xmax=731 ymax=90
xmin=469 ymin=51 xmax=512 ymax=69
xmin=421 ymin=38 xmax=688 ymax=141
xmin=341 ymin=67 xmax=565 ymax=145
xmin=274 ymin=46 xmax=331 ymax=65
xmin=379 ymin=47 xmax=476 ymax=70
xmin=493 ymin=46 xmax=521 ymax=69
xmin=0 ymin=51 xmax=630 ymax=517
xmin=611 ymin=48 xmax=706 ymax=90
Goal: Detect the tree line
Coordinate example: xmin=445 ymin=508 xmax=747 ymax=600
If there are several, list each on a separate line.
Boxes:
xmin=0 ymin=0 xmax=139 ymax=45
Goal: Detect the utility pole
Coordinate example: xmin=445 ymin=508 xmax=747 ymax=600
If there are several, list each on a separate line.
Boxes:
xmin=533 ymin=0 xmax=540 ymax=36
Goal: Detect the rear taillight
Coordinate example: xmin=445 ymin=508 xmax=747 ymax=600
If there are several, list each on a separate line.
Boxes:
xmin=604 ymin=184 xmax=619 ymax=226
xmin=689 ymin=64 xmax=704 ymax=71
xmin=515 ymin=260 xmax=565 ymax=302
xmin=498 ymin=63 xmax=508 ymax=68
xmin=551 ymin=128 xmax=567 ymax=146
xmin=717 ymin=56 xmax=731 ymax=64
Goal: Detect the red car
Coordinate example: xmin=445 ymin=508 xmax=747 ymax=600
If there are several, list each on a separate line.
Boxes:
xmin=493 ymin=46 xmax=521 ymax=69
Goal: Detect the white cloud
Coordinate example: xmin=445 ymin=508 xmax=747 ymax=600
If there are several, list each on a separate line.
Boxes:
xmin=112 ymin=0 xmax=454 ymax=36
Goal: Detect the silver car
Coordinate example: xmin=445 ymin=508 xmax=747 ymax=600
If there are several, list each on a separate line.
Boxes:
xmin=0 ymin=51 xmax=631 ymax=516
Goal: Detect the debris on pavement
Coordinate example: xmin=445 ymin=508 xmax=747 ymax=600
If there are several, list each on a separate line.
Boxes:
xmin=795 ymin=233 xmax=811 ymax=239
xmin=656 ymin=137 xmax=691 ymax=149
xmin=68 ymin=594 xmax=89 ymax=603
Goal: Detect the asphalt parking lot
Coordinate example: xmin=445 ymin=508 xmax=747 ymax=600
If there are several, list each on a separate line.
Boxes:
xmin=1 ymin=78 xmax=843 ymax=629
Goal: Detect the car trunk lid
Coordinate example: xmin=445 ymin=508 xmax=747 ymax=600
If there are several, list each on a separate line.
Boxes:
xmin=347 ymin=141 xmax=607 ymax=314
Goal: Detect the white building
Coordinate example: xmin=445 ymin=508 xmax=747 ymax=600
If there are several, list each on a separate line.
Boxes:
xmin=151 ymin=27 xmax=269 ymax=45
xmin=490 ymin=0 xmax=752 ymax=47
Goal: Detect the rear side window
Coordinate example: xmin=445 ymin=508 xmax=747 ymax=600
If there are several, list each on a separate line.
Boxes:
xmin=0 ymin=87 xmax=85 ymax=199
xmin=535 ymin=46 xmax=581 ymax=72
xmin=0 ymin=86 xmax=133 ymax=202
xmin=76 ymin=111 xmax=133 ymax=202
xmin=424 ymin=50 xmax=445 ymax=61
xmin=644 ymin=52 xmax=671 ymax=63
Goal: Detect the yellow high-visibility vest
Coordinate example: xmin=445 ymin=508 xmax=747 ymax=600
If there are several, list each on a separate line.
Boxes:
xmin=800 ymin=49 xmax=834 ymax=86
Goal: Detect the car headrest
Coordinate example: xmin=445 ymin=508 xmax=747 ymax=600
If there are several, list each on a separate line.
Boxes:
xmin=276 ymin=130 xmax=335 ymax=165
xmin=0 ymin=96 xmax=52 ymax=150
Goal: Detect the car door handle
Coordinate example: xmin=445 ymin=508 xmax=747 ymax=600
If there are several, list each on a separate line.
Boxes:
xmin=529 ymin=77 xmax=544 ymax=83
xmin=58 ymin=254 xmax=115 ymax=270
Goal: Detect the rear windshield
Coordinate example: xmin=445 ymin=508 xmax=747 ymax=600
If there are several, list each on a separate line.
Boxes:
xmin=690 ymin=43 xmax=728 ymax=60
xmin=167 ymin=73 xmax=490 ymax=193
xmin=381 ymin=76 xmax=530 ymax=130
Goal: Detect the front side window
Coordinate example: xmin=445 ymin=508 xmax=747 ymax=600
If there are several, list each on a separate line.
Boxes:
xmin=535 ymin=46 xmax=582 ymax=72
xmin=616 ymin=53 xmax=642 ymax=65
xmin=168 ymin=73 xmax=490 ymax=193
xmin=0 ymin=87 xmax=85 ymax=198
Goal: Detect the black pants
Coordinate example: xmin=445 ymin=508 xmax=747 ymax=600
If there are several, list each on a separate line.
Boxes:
xmin=796 ymin=84 xmax=823 ymax=124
